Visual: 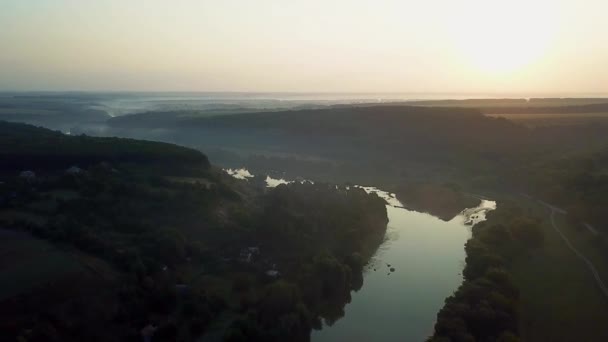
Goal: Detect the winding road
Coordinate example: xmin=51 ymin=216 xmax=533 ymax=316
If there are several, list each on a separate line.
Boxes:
xmin=537 ymin=200 xmax=608 ymax=299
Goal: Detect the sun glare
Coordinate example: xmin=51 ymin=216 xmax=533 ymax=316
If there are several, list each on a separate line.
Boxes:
xmin=448 ymin=0 xmax=557 ymax=74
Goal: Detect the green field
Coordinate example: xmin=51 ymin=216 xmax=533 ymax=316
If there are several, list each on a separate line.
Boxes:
xmin=0 ymin=229 xmax=83 ymax=300
xmin=507 ymin=197 xmax=608 ymax=341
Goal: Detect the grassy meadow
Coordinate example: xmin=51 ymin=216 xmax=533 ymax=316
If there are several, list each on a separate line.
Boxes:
xmin=506 ymin=197 xmax=608 ymax=341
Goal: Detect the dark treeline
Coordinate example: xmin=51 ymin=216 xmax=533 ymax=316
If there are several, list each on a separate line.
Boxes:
xmin=480 ymin=102 xmax=608 ymax=114
xmin=0 ymin=121 xmax=210 ymax=173
xmin=103 ymin=104 xmax=608 ymax=228
xmin=223 ymin=183 xmax=388 ymax=341
xmin=0 ymin=121 xmax=388 ymax=341
xmin=394 ymin=182 xmax=480 ymax=221
xmin=105 ymin=106 xmax=532 ymax=179
xmin=519 ymin=146 xmax=608 ymax=233
xmin=389 ymin=98 xmax=608 ymax=108
xmin=104 ymin=104 xmax=608 ymax=172
xmin=430 ymin=204 xmax=544 ymax=342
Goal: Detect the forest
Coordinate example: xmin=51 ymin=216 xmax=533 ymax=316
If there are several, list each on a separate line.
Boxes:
xmin=103 ymin=103 xmax=608 ymax=231
xmin=430 ymin=203 xmax=544 ymax=342
xmin=0 ymin=121 xmax=388 ymax=341
xmin=4 ymin=98 xmax=608 ymax=341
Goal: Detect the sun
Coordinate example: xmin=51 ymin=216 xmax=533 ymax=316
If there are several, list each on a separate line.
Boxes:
xmin=447 ymin=0 xmax=557 ymax=74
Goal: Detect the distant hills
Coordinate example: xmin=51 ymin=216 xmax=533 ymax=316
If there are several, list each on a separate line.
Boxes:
xmin=0 ymin=121 xmax=209 ymax=173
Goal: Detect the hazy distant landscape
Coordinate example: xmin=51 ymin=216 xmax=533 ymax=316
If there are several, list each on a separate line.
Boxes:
xmin=3 ymin=0 xmax=608 ymax=340
xmin=5 ymin=98 xmax=607 ymax=339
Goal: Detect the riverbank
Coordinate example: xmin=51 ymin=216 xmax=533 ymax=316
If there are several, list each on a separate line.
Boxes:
xmin=313 ymin=188 xmax=494 ymax=341
xmin=394 ymin=183 xmax=481 ymax=221
xmin=430 ymin=202 xmax=547 ymax=341
xmin=224 ymin=170 xmax=506 ymax=340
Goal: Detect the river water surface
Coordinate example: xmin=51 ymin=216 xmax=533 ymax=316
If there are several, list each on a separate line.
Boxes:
xmin=313 ymin=187 xmax=495 ymax=341
xmin=224 ymin=170 xmax=496 ymax=341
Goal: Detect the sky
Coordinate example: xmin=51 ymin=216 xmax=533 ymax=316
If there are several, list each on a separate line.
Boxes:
xmin=1 ymin=0 xmax=607 ymax=94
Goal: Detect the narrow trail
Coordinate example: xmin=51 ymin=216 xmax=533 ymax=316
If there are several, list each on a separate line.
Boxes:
xmin=538 ymin=200 xmax=608 ymax=299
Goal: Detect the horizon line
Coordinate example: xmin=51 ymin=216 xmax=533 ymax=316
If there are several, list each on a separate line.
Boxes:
xmin=1 ymin=90 xmax=608 ymax=97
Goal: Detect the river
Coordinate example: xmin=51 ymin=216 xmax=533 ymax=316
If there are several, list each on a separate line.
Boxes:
xmin=225 ymin=169 xmax=496 ymax=341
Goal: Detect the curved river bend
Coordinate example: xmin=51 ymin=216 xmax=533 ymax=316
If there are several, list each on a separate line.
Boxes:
xmin=224 ymin=170 xmax=496 ymax=341
xmin=312 ymin=186 xmax=495 ymax=341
